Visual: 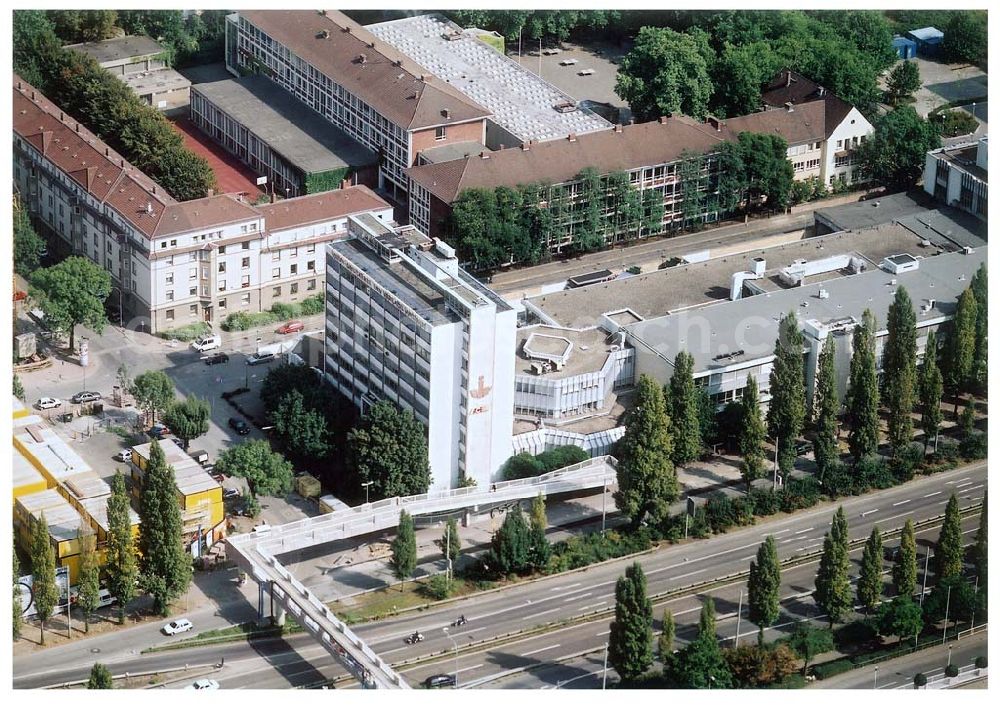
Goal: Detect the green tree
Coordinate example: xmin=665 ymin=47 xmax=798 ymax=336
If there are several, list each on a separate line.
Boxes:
xmin=933 ymin=494 xmax=963 ymax=583
xmin=13 ymin=375 xmax=26 ymax=402
xmin=919 ymin=331 xmax=944 ymax=453
xmin=490 ymin=506 xmax=532 ymax=575
xmin=105 ymin=472 xmax=138 ymax=624
xmin=893 ymin=519 xmax=918 ymax=599
xmin=609 ymin=563 xmax=654 ymax=682
xmin=969 ymin=263 xmax=988 ymax=389
xmin=614 ymin=375 xmax=677 ymax=524
xmin=347 ymin=401 xmax=430 ymax=500
xmin=858 ymin=106 xmax=941 ymax=190
xmin=437 ymin=518 xmax=461 ymax=565
xmin=812 ymin=335 xmax=840 ymax=480
xmin=130 ymin=370 xmax=175 ymax=426
xmin=738 ymin=376 xmax=767 ymax=489
xmin=390 ymin=510 xmax=417 ymax=585
xmin=877 ymin=596 xmax=923 ymax=644
xmin=696 ymin=387 xmax=718 ymax=447
xmin=137 ymin=440 xmax=192 ymax=615
xmin=766 ymin=312 xmax=806 ymax=474
xmin=857 ymin=526 xmax=884 ymax=613
xmin=847 ymin=309 xmax=880 ymax=463
xmin=12 ymin=10 xmax=60 ymax=87
xmin=658 ymin=608 xmax=676 ymax=659
xmin=29 ymin=513 xmax=59 ymax=645
xmin=738 ymin=132 xmax=795 ymax=211
xmin=669 ymin=351 xmax=702 ymax=465
xmin=711 ymin=41 xmax=779 ymax=117
xmin=615 ymin=26 xmax=714 ymax=121
xmin=884 ymin=287 xmax=918 ymax=457
xmin=13 ymin=544 xmax=23 ymax=640
xmin=87 ymin=662 xmax=114 ymax=689
xmin=886 ymin=60 xmax=921 ymax=105
xmin=940 ymin=288 xmax=977 ymax=415
xmin=14 ymin=203 xmax=46 ymax=276
xmin=972 ymin=491 xmax=986 ymax=587
xmin=214 ymin=440 xmax=293 ymax=499
xmin=76 ymin=524 xmax=101 ymax=634
xmin=271 ymin=390 xmax=330 ymax=459
xmin=960 ymin=398 xmax=977 ymax=438
xmin=747 ymin=535 xmax=781 ymax=636
xmin=942 ymin=11 xmax=987 ymax=65
xmin=813 ymin=507 xmax=852 ymax=626
xmin=29 ymin=257 xmax=112 ymax=351
xmin=161 ymin=396 xmax=210 ymax=450
xmin=673 ymin=598 xmax=734 ymax=688
xmin=834 ymin=10 xmax=898 ymax=71
xmin=787 ymin=622 xmax=834 ymax=675
xmin=528 ymin=494 xmax=551 ymax=570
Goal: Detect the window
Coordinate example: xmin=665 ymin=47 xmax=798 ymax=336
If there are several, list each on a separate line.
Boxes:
xmin=160 ymin=242 xmax=167 ymax=249
xmin=273 ymin=286 xmax=281 ymax=297
xmin=218 ymin=262 xmax=227 ymax=273
xmin=219 ymin=244 xmax=227 ymax=254
xmin=166 ymin=273 xmax=174 ymax=285
xmin=189 ymin=304 xmax=198 ymax=317
xmin=307 ymin=244 xmax=316 ymax=253
xmin=166 ymin=290 xmax=174 ymax=301
xmin=166 ymin=309 xmax=175 ymax=321
xmin=190 ymin=267 xmax=197 ymax=280
xmin=242 ymin=241 xmax=250 ymax=250
xmin=272 ymin=267 xmax=280 ymax=279
xmin=241 ymin=275 xmax=250 ymax=288
xmin=241 ymin=293 xmax=250 ymax=306
xmin=290 ymin=283 xmax=299 ymax=294
xmin=107 ymin=242 xmax=113 ymax=253
xmin=241 ymin=225 xmax=248 ymax=234
xmin=435 ymin=126 xmax=447 ymax=140
xmin=290 ymin=247 xmax=298 ymax=257
xmin=170 ymin=239 xmax=177 ymax=247
xmin=272 ymin=251 xmax=280 ymax=261
xmin=836 ymin=139 xmax=843 ymax=149
xmin=218 ymin=279 xmax=226 ymax=291
xmin=218 ymin=299 xmax=227 ymax=309
xmin=242 ymin=257 xmax=250 ymax=268
xmin=189 ymin=287 xmax=197 ymax=297
xmin=307 ymin=260 xmax=315 ymax=270
xmin=250 ymin=223 xmax=258 ymax=232
xmin=290 ymin=264 xmax=298 ymax=275
xmin=307 ymin=278 xmax=317 ymax=291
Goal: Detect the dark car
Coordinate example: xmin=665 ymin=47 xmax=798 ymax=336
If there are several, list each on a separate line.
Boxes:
xmin=204 ymin=352 xmax=230 ymax=366
xmin=228 ymin=417 xmax=250 ymax=435
xmin=246 ymin=351 xmax=276 ymax=366
xmin=148 ymin=423 xmax=171 ymax=439
xmin=71 ymin=391 xmax=102 ymax=404
xmin=423 ymin=674 xmax=456 ymax=689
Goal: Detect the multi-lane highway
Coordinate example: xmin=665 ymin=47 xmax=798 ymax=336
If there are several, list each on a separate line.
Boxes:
xmin=14 ymin=461 xmax=985 ymax=689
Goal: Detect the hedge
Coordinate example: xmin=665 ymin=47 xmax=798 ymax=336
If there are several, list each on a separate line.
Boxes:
xmin=221 ymin=294 xmax=324 ymax=331
xmin=156 ymin=321 xmax=211 ymax=341
xmin=813 ymin=658 xmax=856 ymax=680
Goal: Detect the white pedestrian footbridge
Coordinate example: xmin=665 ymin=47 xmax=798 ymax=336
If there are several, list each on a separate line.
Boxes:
xmin=226 ymin=456 xmax=619 ymax=688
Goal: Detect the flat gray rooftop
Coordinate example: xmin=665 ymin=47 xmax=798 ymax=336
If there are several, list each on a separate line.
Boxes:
xmin=895 ymin=209 xmax=988 ymax=251
xmin=67 ymin=35 xmax=164 ymax=64
xmin=626 ymin=247 xmax=987 ymax=376
xmin=516 ymin=325 xmax=614 ymax=379
xmin=367 ymin=14 xmax=611 ymax=143
xmin=815 ymin=191 xmax=933 ymax=232
xmin=418 ymin=140 xmax=487 ymax=164
xmin=120 ymin=68 xmax=191 ymax=94
xmin=192 ymin=77 xmax=376 ymax=174
xmin=526 ymin=226 xmax=931 ymax=329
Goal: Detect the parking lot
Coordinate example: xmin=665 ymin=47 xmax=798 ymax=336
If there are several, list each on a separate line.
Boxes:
xmin=903 ymin=56 xmax=988 ymax=118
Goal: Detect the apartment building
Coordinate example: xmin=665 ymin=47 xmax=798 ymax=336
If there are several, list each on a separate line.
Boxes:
xmin=224 ymin=10 xmax=492 ymax=200
xmin=13 ymin=75 xmax=393 ymax=333
xmin=924 ymin=137 xmax=988 ymax=221
xmin=324 ymin=214 xmax=516 ymax=491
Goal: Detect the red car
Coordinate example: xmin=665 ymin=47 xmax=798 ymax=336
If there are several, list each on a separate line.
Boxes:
xmin=277 ymin=320 xmax=304 ymax=334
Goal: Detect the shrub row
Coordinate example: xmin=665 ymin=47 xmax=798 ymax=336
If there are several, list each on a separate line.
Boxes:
xmin=502 ymin=445 xmax=590 ymax=480
xmin=155 ymin=321 xmax=212 ymax=342
xmin=812 ymin=658 xmax=855 ymax=680
xmin=221 ymin=294 xmax=324 ymax=331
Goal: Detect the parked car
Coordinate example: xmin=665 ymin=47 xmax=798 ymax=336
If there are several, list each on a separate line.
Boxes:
xmin=37 ymin=397 xmax=62 ymax=410
xmin=559 ymin=58 xmax=578 ymax=66
xmin=188 ymin=449 xmax=210 ymax=466
xmin=277 ymin=320 xmax=304 ymax=334
xmin=162 ymin=618 xmax=193 ymax=635
xmin=223 ymin=487 xmax=240 ymax=500
xmin=191 ymin=334 xmax=221 ymax=352
xmin=424 ymin=674 xmax=457 ymax=688
xmin=71 ymin=391 xmax=102 ymax=404
xmin=246 ymin=351 xmax=276 ymax=366
xmin=186 ymin=679 xmax=220 ymax=690
xmin=114 ymin=448 xmax=133 ymax=463
xmin=204 ymin=352 xmax=230 ymax=366
xmin=228 ymin=417 xmax=250 ymax=435
xmin=148 ymin=423 xmax=171 ymax=439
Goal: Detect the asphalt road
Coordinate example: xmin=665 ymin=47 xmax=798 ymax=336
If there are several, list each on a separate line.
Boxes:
xmin=14 ymin=461 xmax=984 ymax=689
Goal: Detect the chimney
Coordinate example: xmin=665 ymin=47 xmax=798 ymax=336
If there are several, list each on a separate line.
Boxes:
xmin=629 ymin=118 xmax=635 ymax=125
xmin=341 ymin=179 xmax=351 ymax=189
xmin=145 ymin=201 xmax=153 ymax=214
xmin=343 ymin=25 xmax=351 ymax=33
xmin=318 ymin=29 xmax=330 ymax=39
xmin=706 ymin=115 xmax=721 ymax=131
xmin=208 ymin=188 xmax=215 ymax=197
xmin=442 ymin=108 xmax=450 ymax=119
xmin=368 ymin=40 xmax=375 ymax=48
xmin=818 ymin=86 xmax=826 ymax=97
xmin=784 ymin=102 xmax=794 ymax=113
xmin=614 ymin=124 xmax=623 ymax=133
xmin=75 ymin=123 xmax=80 ymax=133
xmin=105 ymin=147 xmax=109 ymax=156
xmin=59 ymin=111 xmax=63 ymax=120
xmin=499 ymin=144 xmax=505 ymax=150
xmin=521 ymin=142 xmax=530 ymax=152
xmin=567 ymin=133 xmax=577 ymax=142
xmin=658 ymin=116 xmax=668 ymax=124
xmin=480 ymin=151 xmax=490 ymax=159
xmin=357 ymin=53 xmax=367 ymax=64
xmin=152 ymin=185 xmax=156 ymax=194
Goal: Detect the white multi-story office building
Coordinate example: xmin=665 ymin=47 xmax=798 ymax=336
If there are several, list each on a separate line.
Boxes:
xmin=13 ymin=75 xmax=393 ymax=333
xmin=324 ymin=214 xmax=516 ymax=490
xmin=924 ymin=137 xmax=988 ymax=221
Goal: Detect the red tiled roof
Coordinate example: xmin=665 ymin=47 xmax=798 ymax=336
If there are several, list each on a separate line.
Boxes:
xmin=721 ymin=101 xmax=828 ymax=146
xmin=238 ymin=10 xmax=491 ymax=131
xmin=256 ymin=185 xmax=390 ymax=232
xmin=154 ymin=195 xmax=261 ymax=238
xmin=760 ymin=69 xmax=855 ymax=139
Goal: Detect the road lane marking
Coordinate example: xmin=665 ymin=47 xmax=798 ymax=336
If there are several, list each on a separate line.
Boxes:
xmin=771 ymin=529 xmax=792 ymax=536
xmin=793 ymin=527 xmax=814 ymax=535
xmin=554 ymin=583 xmax=581 ymax=591
xmin=596 ymin=629 xmax=610 ymax=637
xmin=580 ymin=601 xmax=607 ymax=612
xmin=673 ymin=568 xmax=707 ymax=580
xmin=892 ymin=499 xmax=911 ymax=507
xmin=860 ymin=509 xmax=879 ymax=517
xmin=955 ymin=481 xmax=973 ymax=488
xmin=531 ymin=608 xmax=561 ymax=618
xmin=924 ymin=491 xmax=942 ymax=498
xmin=454 ymin=663 xmax=484 ymax=675
xmin=740 ymin=556 xmax=755 ymax=562
xmin=565 ymin=593 xmax=592 ymax=602
xmin=967 ymin=484 xmax=984 ymax=491
xmin=522 ymin=644 xmax=560 ymax=657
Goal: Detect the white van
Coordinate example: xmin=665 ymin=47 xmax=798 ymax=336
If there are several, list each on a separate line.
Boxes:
xmin=191 ymin=334 xmax=221 ymax=352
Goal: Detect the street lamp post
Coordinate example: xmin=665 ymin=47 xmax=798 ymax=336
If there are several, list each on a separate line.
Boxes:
xmin=772 ymin=435 xmax=779 ymax=490
xmin=443 ymin=627 xmax=459 ymax=688
xmin=920 ymin=549 xmax=931 ymax=606
xmin=601 ymin=478 xmax=608 ymax=533
xmin=874 ymin=665 xmax=879 ymax=689
xmin=361 ymin=480 xmax=373 ymax=505
xmin=947 ymin=644 xmax=953 ymax=667
xmin=601 ymin=642 xmax=609 ymax=690
xmin=941 ymin=584 xmax=952 ymax=645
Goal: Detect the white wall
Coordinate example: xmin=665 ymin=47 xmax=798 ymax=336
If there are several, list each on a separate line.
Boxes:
xmin=824 ymin=107 xmax=874 ymax=185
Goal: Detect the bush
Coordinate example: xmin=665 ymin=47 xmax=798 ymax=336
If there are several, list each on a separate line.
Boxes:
xmin=857 ymin=455 xmax=894 ymax=491
xmin=833 ymin=619 xmax=877 ymax=652
xmin=780 ymin=475 xmax=822 ymax=512
xmin=502 ymin=445 xmax=589 ymax=480
xmin=974 ymin=656 xmax=987 ymax=669
xmin=930 ymin=109 xmax=979 ymax=138
xmin=270 ymin=302 xmax=296 ymax=320
xmin=747 ymin=487 xmax=781 ymax=516
xmin=823 ymin=459 xmax=856 ymax=496
xmin=299 ymin=294 xmax=325 ymax=315
xmin=812 ymin=658 xmax=855 ymax=680
xmin=156 ymin=321 xmax=212 ymax=341
xmin=503 ymin=453 xmax=544 ymax=480
xmin=960 ymin=431 xmax=987 ymax=460
xmin=547 ymin=527 xmax=652 ymax=573
xmin=935 ymin=437 xmax=961 ymax=463
xmin=944 ymin=664 xmax=959 ymax=678
xmin=421 ymin=574 xmax=454 ymax=600
xmin=891 ymin=443 xmax=925 ymax=482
